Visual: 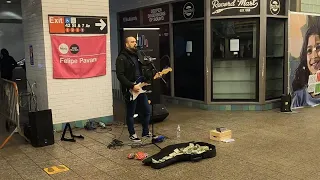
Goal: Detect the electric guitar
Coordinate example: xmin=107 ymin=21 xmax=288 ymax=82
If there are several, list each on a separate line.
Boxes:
xmin=129 ymin=67 xmax=172 ymax=101
xmin=153 ymin=67 xmax=172 ymax=80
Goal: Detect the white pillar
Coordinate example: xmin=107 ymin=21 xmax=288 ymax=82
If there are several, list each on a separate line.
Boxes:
xmin=21 ymin=0 xmax=113 ymax=128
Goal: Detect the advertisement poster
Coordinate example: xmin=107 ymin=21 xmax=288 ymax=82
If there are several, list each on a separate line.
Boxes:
xmin=289 ymin=12 xmax=320 ymax=109
xmin=51 ymin=35 xmax=106 ymax=79
xmin=158 ymin=25 xmax=171 ymax=96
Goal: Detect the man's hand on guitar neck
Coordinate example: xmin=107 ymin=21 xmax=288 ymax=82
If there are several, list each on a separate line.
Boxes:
xmin=153 ymin=67 xmax=172 ymax=80
xmin=154 ymin=72 xmax=162 ymax=80
xmin=132 ymin=84 xmax=142 ymax=93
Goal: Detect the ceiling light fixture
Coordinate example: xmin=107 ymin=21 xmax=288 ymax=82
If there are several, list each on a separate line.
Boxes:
xmin=6 ymin=0 xmax=12 ymax=3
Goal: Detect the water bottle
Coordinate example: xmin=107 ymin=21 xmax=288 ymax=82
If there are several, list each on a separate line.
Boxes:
xmin=176 ymin=125 xmax=181 ymax=139
xmin=99 ymin=122 xmax=106 ymax=128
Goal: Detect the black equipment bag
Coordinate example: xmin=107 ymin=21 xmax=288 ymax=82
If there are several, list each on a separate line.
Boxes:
xmin=143 ymin=142 xmax=216 ymax=169
xmin=26 ymin=109 xmax=55 ymax=147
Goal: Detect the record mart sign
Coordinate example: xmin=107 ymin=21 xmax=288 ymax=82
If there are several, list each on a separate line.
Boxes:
xmin=211 ymin=0 xmax=260 ymax=16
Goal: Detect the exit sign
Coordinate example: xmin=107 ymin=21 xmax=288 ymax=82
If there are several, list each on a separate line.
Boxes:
xmin=49 ymin=16 xmax=65 ymax=33
xmin=48 ymin=15 xmax=108 ymax=34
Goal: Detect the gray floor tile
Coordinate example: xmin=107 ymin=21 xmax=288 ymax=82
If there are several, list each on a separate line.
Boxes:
xmin=1 ymin=100 xmax=320 ymax=179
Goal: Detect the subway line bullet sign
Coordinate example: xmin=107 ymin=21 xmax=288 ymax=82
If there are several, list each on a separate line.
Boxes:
xmin=48 ymin=15 xmax=108 ymax=34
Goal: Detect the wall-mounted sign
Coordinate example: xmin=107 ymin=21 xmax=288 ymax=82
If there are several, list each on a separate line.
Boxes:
xmin=211 ymin=0 xmax=260 ymax=16
xmin=51 ymin=35 xmax=106 ymax=79
xmin=118 ymin=10 xmax=141 ymax=28
xmin=183 ymin=2 xmax=195 ymax=19
xmin=172 ymin=0 xmax=204 ymax=21
xmin=267 ymin=0 xmax=285 ymax=16
xmin=29 ymin=45 xmax=34 ymax=66
xmin=142 ymin=5 xmax=169 ymax=25
xmin=230 ymin=39 xmax=240 ymax=52
xmin=48 ymin=15 xmax=108 ymax=34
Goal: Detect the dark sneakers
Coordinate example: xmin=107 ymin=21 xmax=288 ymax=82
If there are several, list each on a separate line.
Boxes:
xmin=129 ymin=134 xmax=141 ymax=142
xmin=143 ymin=132 xmax=153 ymax=138
xmin=130 ymin=132 xmax=156 ymax=143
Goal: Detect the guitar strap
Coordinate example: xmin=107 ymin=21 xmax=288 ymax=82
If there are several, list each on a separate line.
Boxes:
xmin=141 ymin=63 xmax=154 ymax=82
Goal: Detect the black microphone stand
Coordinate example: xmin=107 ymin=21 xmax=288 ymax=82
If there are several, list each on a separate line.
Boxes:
xmin=139 ymin=49 xmax=166 ymax=150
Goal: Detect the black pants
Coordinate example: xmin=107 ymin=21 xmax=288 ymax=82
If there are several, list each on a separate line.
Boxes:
xmin=126 ymin=93 xmax=151 ymax=137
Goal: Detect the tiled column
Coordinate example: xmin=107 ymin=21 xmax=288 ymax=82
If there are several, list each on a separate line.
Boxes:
xmin=259 ymin=0 xmax=267 ymax=104
xmin=21 ymin=0 xmax=113 ymax=128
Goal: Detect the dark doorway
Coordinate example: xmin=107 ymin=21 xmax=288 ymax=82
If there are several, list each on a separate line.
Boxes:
xmin=173 ymin=21 xmax=204 ymax=101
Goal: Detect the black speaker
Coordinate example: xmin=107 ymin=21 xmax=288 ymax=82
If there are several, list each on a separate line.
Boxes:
xmin=280 ymin=94 xmax=292 ymax=112
xmin=151 ymin=104 xmax=169 ymax=123
xmin=26 ymin=109 xmax=55 ymax=147
xmin=135 ymin=104 xmax=169 ymax=123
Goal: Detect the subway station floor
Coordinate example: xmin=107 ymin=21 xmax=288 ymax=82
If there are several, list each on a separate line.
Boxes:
xmin=1 ymin=99 xmax=320 ymax=180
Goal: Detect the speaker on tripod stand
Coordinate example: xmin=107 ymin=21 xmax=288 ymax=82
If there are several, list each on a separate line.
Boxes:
xmin=135 ymin=103 xmax=169 ymax=123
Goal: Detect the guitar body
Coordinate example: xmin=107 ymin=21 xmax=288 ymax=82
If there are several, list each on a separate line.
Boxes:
xmin=127 ymin=76 xmax=150 ymax=101
xmin=125 ymin=67 xmax=172 ymax=102
xmin=129 ymin=82 xmax=147 ymax=101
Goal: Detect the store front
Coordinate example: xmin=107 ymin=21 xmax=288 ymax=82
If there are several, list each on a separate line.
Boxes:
xmin=117 ymin=0 xmax=289 ymax=111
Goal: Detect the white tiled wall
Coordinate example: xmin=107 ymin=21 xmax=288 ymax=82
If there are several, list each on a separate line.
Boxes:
xmin=22 ymin=0 xmax=113 ymax=124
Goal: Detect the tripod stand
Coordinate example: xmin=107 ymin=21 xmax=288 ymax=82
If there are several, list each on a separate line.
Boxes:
xmin=141 ymin=53 xmax=167 ymax=150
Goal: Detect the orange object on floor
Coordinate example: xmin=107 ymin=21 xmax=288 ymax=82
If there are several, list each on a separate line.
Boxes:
xmin=135 ymin=152 xmax=148 ymax=160
xmin=128 ymin=152 xmax=148 ymax=160
xmin=127 ymin=153 xmax=135 ymax=159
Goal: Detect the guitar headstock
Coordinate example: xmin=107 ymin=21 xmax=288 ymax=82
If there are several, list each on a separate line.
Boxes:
xmin=154 ymin=67 xmax=173 ymax=79
xmin=161 ymin=67 xmax=172 ymax=74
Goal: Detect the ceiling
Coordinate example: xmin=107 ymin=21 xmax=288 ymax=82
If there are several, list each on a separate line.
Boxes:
xmin=0 ymin=0 xmax=20 ymax=5
xmin=0 ymin=0 xmax=22 ymax=20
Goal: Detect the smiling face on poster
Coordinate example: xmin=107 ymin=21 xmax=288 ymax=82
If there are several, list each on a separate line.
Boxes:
xmin=51 ymin=35 xmax=106 ymax=79
xmin=289 ymin=13 xmax=320 ymax=109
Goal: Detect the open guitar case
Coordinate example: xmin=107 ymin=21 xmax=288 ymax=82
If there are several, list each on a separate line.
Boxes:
xmin=142 ymin=142 xmax=216 ymax=169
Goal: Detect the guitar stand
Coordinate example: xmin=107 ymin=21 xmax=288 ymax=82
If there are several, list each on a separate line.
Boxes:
xmin=61 ymin=123 xmax=84 ymax=142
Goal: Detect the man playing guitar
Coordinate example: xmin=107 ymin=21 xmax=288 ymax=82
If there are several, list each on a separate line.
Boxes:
xmin=116 ymin=36 xmax=153 ymax=142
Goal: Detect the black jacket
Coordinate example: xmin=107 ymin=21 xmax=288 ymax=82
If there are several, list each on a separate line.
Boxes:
xmin=0 ymin=55 xmax=17 ymax=79
xmin=116 ymin=48 xmax=155 ymax=97
xmin=116 ymin=49 xmax=142 ymax=95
